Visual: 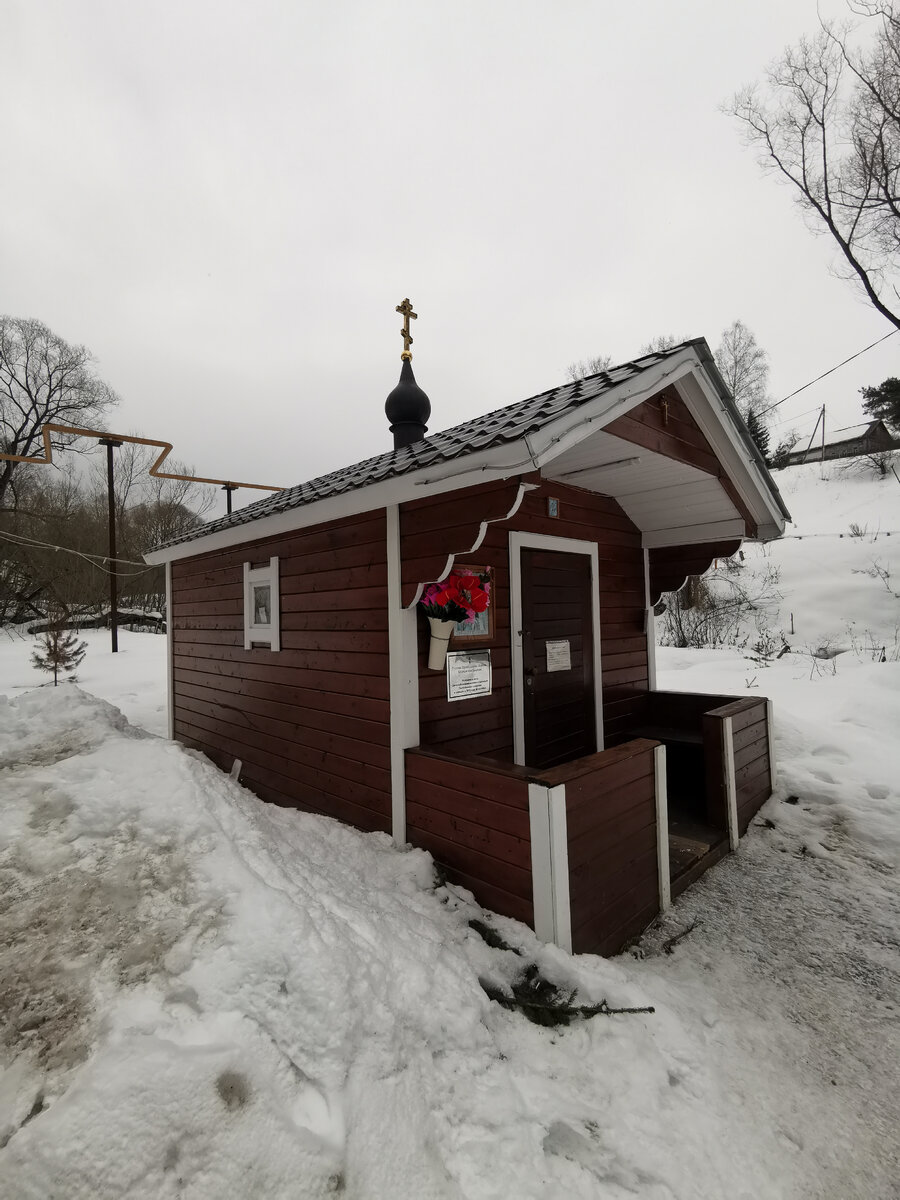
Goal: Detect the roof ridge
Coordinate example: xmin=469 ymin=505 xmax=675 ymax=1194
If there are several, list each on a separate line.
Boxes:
xmin=154 ymin=343 xmax=698 ymax=551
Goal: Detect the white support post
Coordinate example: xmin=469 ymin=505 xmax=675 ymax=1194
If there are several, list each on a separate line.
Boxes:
xmin=528 ymin=782 xmax=572 ymax=951
xmin=528 ymin=784 xmax=555 ymax=944
xmin=547 ymin=785 xmax=572 ymax=953
xmin=765 ymin=699 xmax=777 ymax=790
xmin=722 ymin=715 xmax=739 ymax=851
xmin=643 ymin=547 xmax=657 ymax=692
xmin=654 ymin=745 xmax=671 ymax=911
xmin=386 ymin=504 xmax=419 ymax=845
xmin=165 ymin=561 xmax=174 ymax=740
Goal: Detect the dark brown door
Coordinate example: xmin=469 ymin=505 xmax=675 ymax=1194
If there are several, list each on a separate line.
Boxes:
xmin=521 ymin=548 xmax=597 ymax=769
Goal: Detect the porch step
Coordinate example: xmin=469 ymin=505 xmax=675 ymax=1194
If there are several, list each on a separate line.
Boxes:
xmin=669 ymin=829 xmax=730 ymax=898
xmin=669 ymin=831 xmax=714 ymax=874
xmin=629 ymin=724 xmax=704 ymax=747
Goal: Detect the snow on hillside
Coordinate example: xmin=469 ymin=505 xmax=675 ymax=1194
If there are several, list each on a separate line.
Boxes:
xmin=0 ymin=459 xmax=898 ymax=1198
xmin=721 ymin=458 xmax=900 ymax=657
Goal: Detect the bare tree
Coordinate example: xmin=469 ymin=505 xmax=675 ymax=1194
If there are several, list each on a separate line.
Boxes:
xmin=729 ymin=3 xmax=900 ymax=330
xmin=566 ymin=354 xmax=613 ymax=382
xmin=0 ymin=317 xmax=119 ymax=509
xmin=565 ymin=336 xmax=691 ymax=382
xmin=639 ymin=334 xmax=689 ymax=354
xmin=714 ymin=320 xmax=772 ymax=418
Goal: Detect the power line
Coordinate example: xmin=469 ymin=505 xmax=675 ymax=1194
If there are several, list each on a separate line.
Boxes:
xmin=759 ymin=329 xmax=899 ymax=418
xmin=0 ymin=529 xmax=155 ymax=577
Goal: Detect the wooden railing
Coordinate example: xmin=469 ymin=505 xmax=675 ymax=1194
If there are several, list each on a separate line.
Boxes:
xmin=405 ymin=738 xmax=664 ymax=957
xmin=703 ymin=697 xmax=773 ymax=840
xmin=405 ymin=696 xmax=773 ymax=958
xmin=539 ymin=740 xmax=662 ymax=957
xmin=404 ymin=747 xmax=535 ymax=926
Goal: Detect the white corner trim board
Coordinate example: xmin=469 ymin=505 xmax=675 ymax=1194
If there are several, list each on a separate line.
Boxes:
xmin=722 ymin=715 xmax=739 ymax=852
xmin=643 ymin=548 xmax=657 ymax=692
xmin=547 ymin=784 xmax=572 ymax=953
xmin=766 ymin=699 xmax=777 ymax=790
xmin=654 ymin=744 xmax=671 ymax=911
xmin=528 ymin=781 xmax=572 ymax=952
xmin=528 ymin=783 xmax=555 ymax=944
xmin=165 ymin=561 xmax=174 ymax=740
xmin=386 ymin=504 xmax=420 ymax=845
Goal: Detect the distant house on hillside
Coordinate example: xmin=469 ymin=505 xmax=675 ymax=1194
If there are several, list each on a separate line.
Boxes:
xmin=785 ymin=419 xmax=900 ymax=466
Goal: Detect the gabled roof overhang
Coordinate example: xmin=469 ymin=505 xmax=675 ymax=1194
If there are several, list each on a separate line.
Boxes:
xmin=146 ymin=343 xmax=788 ymax=566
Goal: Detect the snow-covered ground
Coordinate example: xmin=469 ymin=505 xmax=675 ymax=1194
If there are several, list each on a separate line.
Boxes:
xmin=0 ymin=459 xmax=898 ymax=1198
xmin=0 ymin=626 xmax=168 ymax=736
xmin=708 ymin=458 xmax=900 ymax=658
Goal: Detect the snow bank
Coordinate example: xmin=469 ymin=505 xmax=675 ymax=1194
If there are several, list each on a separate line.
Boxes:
xmin=0 ymin=686 xmax=679 ymax=1199
xmin=3 ymin=673 xmax=897 ymax=1196
xmin=0 ymin=679 xmax=854 ymax=1197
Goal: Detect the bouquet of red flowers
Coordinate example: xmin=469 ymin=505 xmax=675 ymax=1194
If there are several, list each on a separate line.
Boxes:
xmin=420 ymin=570 xmax=491 ymax=625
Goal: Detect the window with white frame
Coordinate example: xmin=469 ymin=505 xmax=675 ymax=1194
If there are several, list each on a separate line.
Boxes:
xmin=243 ymin=557 xmax=281 ymax=650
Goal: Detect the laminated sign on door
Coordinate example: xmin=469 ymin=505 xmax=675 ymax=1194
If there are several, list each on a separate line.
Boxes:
xmin=545 ymin=639 xmax=571 ymax=672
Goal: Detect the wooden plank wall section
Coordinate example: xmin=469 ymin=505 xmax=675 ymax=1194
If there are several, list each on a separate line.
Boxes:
xmin=728 ymin=699 xmax=772 ymax=834
xmin=405 ymin=748 xmax=534 ymax=925
xmin=406 ymin=479 xmax=650 ymax=760
xmin=704 ymin=697 xmax=772 ymax=835
xmin=557 ymin=740 xmax=660 ymax=956
xmin=399 ymin=476 xmax=534 ymax=608
xmin=170 ymin=511 xmax=393 ymax=834
xmin=416 ymin=518 xmax=514 ymax=759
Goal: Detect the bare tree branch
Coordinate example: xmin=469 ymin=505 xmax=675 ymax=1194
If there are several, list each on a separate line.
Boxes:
xmin=728 ymin=4 xmax=900 ymax=330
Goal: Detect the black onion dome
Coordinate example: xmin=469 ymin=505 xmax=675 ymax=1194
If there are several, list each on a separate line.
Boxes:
xmin=385 ymin=357 xmax=431 ymax=449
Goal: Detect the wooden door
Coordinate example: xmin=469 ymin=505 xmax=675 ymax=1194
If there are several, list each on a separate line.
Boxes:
xmin=520 ymin=548 xmax=597 ymax=769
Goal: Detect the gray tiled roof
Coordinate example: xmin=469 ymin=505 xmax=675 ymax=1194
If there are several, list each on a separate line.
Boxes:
xmin=158 ymin=342 xmax=696 ymax=550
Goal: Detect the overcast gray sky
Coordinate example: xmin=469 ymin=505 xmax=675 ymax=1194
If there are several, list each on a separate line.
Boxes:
xmin=3 ymin=0 xmax=897 ymax=518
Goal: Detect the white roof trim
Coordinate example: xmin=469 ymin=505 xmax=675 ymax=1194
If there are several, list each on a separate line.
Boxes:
xmin=146 ymin=346 xmax=785 ymax=565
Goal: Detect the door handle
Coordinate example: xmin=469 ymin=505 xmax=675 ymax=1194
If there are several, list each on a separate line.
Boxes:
xmin=524 ymin=667 xmax=537 ymax=677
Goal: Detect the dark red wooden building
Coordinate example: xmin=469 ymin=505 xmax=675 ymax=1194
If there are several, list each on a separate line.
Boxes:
xmin=147 ymin=338 xmax=789 ymax=956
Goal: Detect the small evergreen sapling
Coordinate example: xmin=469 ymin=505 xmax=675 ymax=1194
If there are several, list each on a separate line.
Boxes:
xmin=31 ymin=624 xmax=87 ymax=686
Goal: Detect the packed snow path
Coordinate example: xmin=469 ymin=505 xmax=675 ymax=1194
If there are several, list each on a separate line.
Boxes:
xmin=640 ymin=834 xmax=900 ymax=1198
xmin=0 ymin=673 xmax=899 ymax=1198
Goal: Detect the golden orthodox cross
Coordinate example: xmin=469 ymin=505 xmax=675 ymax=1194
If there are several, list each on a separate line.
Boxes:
xmin=396 ymin=298 xmax=417 ymax=359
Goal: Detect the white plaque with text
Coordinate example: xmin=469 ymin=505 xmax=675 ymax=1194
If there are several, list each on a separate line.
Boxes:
xmin=446 ymin=651 xmax=492 ymax=702
xmin=545 ymin=639 xmax=571 ymax=672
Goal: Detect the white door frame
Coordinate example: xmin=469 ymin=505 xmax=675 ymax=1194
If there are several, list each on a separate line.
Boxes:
xmin=509 ymin=531 xmax=604 ymax=767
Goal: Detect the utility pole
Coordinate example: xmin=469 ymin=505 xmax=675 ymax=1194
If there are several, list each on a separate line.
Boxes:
xmin=98 ymin=438 xmax=123 ymax=653
xmin=801 ymin=406 xmax=826 ymax=465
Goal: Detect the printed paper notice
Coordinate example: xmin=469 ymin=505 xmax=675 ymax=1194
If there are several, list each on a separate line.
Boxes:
xmin=545 ymin=639 xmax=571 ymax=672
xmin=446 ymin=651 xmax=492 ymax=702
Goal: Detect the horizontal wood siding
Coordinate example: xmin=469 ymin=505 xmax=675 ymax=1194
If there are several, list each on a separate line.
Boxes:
xmin=406 ymin=479 xmax=650 ymax=761
xmin=399 ymin=476 xmax=536 ymax=608
xmin=726 ymin=699 xmax=772 ymax=834
xmin=700 ymin=697 xmax=773 ymax=836
xmin=556 ymin=740 xmax=660 ymax=957
xmin=405 ymin=748 xmax=534 ymax=925
xmin=170 ymin=512 xmax=392 ymax=833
